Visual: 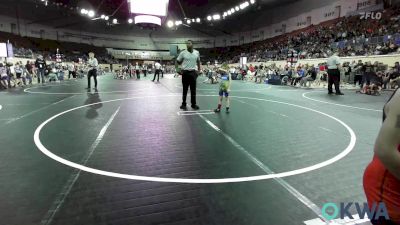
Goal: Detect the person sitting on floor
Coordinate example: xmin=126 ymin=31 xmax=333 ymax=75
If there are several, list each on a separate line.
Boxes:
xmin=0 ymin=63 xmax=8 ymax=89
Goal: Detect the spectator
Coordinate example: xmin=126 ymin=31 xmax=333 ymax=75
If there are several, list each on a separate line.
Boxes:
xmin=24 ymin=61 xmax=33 ymax=86
xmin=362 ymin=61 xmax=375 ymax=86
xmin=229 ymin=66 xmax=237 ymax=80
xmin=0 ymin=63 xmax=8 ymax=89
xmin=354 ymin=60 xmax=364 ymax=87
xmin=343 ymin=62 xmax=351 ymax=84
xmin=35 ymin=55 xmax=46 ymax=84
xmin=300 ymin=65 xmax=317 ymax=87
xmin=14 ymin=62 xmax=23 ymax=87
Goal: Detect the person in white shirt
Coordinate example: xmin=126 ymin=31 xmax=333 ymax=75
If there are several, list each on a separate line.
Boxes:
xmin=68 ymin=63 xmax=75 ymax=79
xmin=229 ymin=66 xmax=236 ymax=80
xmin=128 ymin=63 xmax=133 ymax=79
xmin=0 ymin=63 xmax=8 ymax=89
xmin=142 ymin=64 xmax=148 ymax=77
xmin=135 ymin=62 xmax=141 ymax=79
xmin=327 ymin=52 xmax=344 ymax=95
xmin=176 ymin=40 xmax=201 ymax=110
xmin=14 ymin=62 xmax=24 ymax=87
xmin=153 ymin=62 xmax=162 ymax=82
xmin=87 ymin=52 xmax=99 ymax=90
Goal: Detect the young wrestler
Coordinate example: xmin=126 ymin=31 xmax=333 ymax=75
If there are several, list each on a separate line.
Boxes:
xmin=363 ymin=88 xmax=400 ymax=225
xmin=214 ymin=65 xmax=232 ymax=113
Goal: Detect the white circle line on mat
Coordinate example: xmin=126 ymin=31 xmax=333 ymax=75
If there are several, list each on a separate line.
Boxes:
xmin=34 ymin=94 xmax=356 ymax=184
xmin=24 ymin=86 xmax=151 ymax=95
xmin=302 ymin=91 xmax=381 ymax=112
xmin=174 ymin=84 xmax=272 ymax=92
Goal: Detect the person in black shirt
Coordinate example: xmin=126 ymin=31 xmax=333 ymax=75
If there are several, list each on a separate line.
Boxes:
xmin=394 ymin=62 xmax=400 ymax=73
xmin=389 ymin=72 xmax=400 ymax=89
xmin=25 ymin=61 xmax=33 ymax=85
xmin=35 ymin=55 xmax=46 ymax=84
xmin=354 ymin=60 xmax=364 ymax=87
xmin=300 ymin=65 xmax=317 ymax=87
xmin=385 ymin=62 xmax=400 ymax=89
xmin=362 ymin=61 xmax=375 ymax=86
xmin=343 ymin=62 xmax=351 ymax=84
xmin=368 ymin=72 xmax=383 ymax=95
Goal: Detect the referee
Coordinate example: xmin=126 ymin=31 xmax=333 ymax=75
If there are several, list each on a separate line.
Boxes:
xmin=87 ymin=52 xmax=99 ymax=90
xmin=327 ymin=52 xmax=344 ymax=95
xmin=177 ymin=40 xmax=201 ymax=110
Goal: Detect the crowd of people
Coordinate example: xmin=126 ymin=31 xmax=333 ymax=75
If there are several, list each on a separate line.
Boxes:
xmin=0 ymin=56 xmax=107 ymax=90
xmin=200 ymin=59 xmax=400 ymax=95
xmin=0 ymin=31 xmax=119 ymax=65
xmin=12 ymin=45 xmax=118 ymax=65
xmin=278 ymin=60 xmax=400 ymax=94
xmin=1 ymin=5 xmax=400 ymax=94
xmin=201 ymin=7 xmax=400 ymax=64
xmin=114 ymin=62 xmax=173 ymax=81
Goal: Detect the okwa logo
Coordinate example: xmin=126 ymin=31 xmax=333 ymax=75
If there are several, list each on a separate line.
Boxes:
xmin=322 ymin=202 xmax=390 ymax=221
xmin=359 ymin=12 xmax=382 ymax=20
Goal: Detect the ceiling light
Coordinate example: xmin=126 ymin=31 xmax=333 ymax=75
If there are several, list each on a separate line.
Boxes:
xmin=223 ymin=12 xmax=227 ymax=17
xmin=191 ymin=19 xmax=195 ymax=22
xmin=212 ymin=14 xmax=220 ymax=20
xmin=240 ymin=2 xmax=250 ymax=9
xmin=250 ymin=0 xmax=255 ymax=4
xmin=207 ymin=16 xmax=212 ymax=21
xmin=134 ymin=15 xmax=162 ymax=26
xmin=235 ymin=6 xmax=240 ymax=11
xmin=80 ymin=9 xmax=87 ymax=14
xmin=128 ymin=0 xmax=169 ymax=17
xmin=186 ymin=19 xmax=191 ymax=24
xmin=167 ymin=20 xmax=174 ymax=27
xmin=196 ymin=18 xmax=201 ymax=23
xmin=88 ymin=10 xmax=95 ymax=17
xmin=128 ymin=18 xmax=133 ymax=23
xmin=231 ymin=8 xmax=235 ymax=13
xmin=105 ymin=16 xmax=109 ymax=20
xmin=100 ymin=15 xmax=105 ymax=19
xmin=113 ymin=18 xmax=118 ymax=24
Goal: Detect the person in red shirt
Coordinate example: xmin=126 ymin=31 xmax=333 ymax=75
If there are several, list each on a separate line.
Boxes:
xmin=363 ymin=88 xmax=400 ymax=225
xmin=319 ymin=64 xmax=326 ymax=72
xmin=249 ymin=64 xmax=255 ymax=73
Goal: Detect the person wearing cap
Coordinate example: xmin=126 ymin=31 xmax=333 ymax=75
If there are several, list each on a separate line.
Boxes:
xmin=326 ymin=52 xmax=344 ymax=95
xmin=87 ymin=52 xmax=99 ymax=90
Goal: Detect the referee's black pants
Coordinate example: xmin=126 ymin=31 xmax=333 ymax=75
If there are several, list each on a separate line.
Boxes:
xmin=87 ymin=69 xmax=97 ymax=88
xmin=136 ymin=70 xmax=140 ymax=79
xmin=153 ymin=69 xmax=161 ymax=82
xmin=182 ymin=70 xmax=198 ymax=106
xmin=328 ymin=69 xmax=341 ymax=94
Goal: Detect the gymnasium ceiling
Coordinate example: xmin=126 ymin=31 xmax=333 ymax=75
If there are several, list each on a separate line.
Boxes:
xmin=1 ymin=0 xmax=300 ymax=37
